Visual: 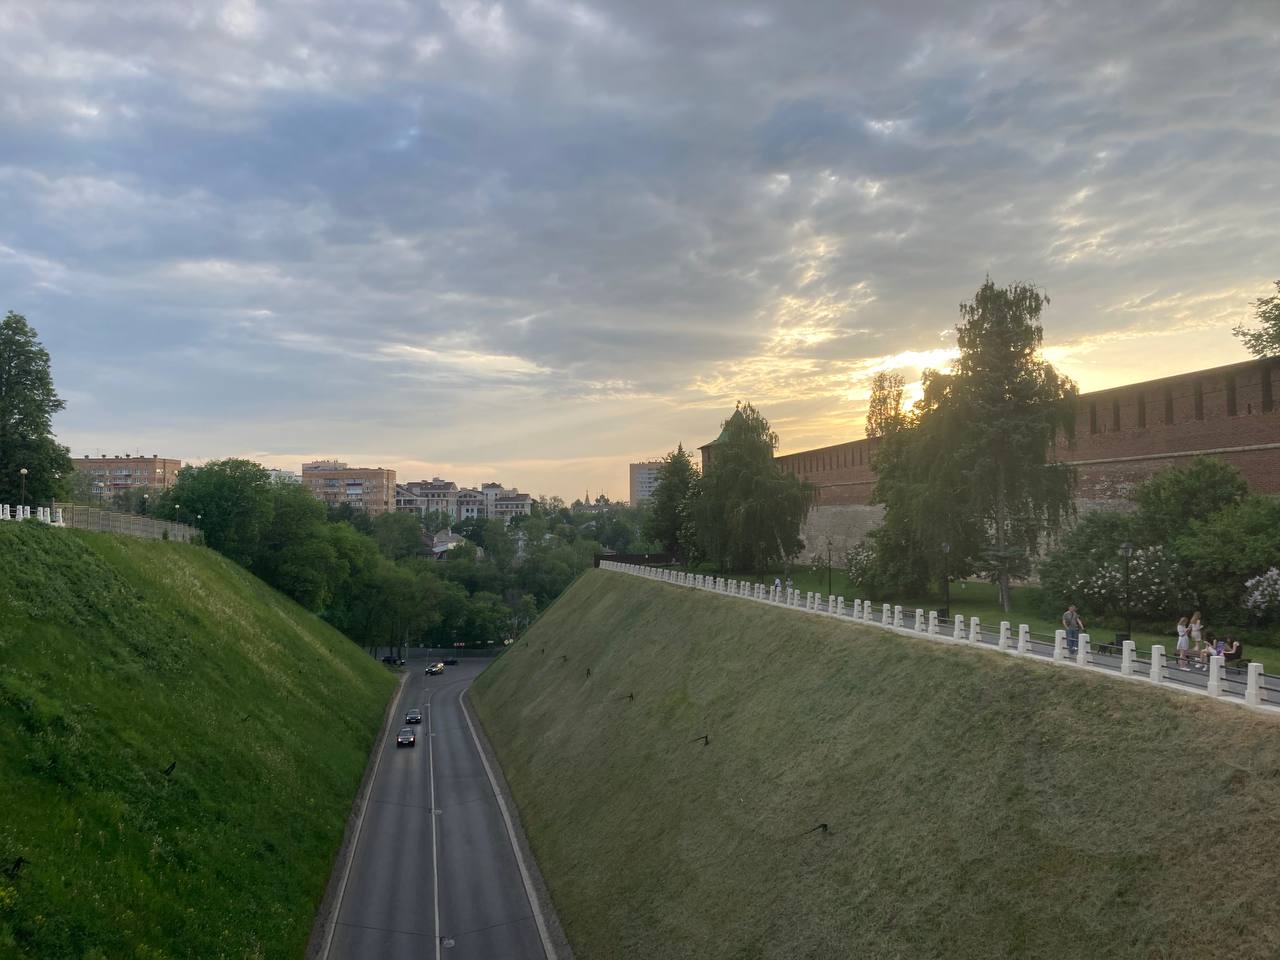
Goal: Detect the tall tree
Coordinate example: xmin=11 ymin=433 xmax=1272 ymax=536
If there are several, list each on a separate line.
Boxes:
xmin=952 ymin=280 xmax=1076 ymax=610
xmin=692 ymin=403 xmax=814 ymax=573
xmin=871 ymin=280 xmax=1075 ymax=611
xmin=644 ymin=443 xmax=698 ymax=557
xmin=159 ymin=459 xmax=275 ymax=567
xmin=1233 ymin=280 xmax=1280 ymax=358
xmin=0 ymin=310 xmax=73 ymax=504
xmin=865 ymin=371 xmax=906 ymax=438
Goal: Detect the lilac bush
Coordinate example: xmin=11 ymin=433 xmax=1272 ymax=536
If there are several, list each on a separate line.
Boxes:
xmin=1243 ymin=568 xmax=1280 ymax=621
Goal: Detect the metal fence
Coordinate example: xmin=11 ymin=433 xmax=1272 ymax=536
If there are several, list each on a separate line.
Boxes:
xmin=53 ymin=502 xmax=199 ymax=543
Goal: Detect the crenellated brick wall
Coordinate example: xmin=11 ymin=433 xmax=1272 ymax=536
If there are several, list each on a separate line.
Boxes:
xmin=704 ymin=358 xmax=1280 ymax=557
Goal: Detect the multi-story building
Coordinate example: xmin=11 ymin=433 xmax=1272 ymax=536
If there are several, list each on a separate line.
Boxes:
xmin=73 ymin=454 xmax=182 ymax=498
xmin=629 ymin=460 xmax=665 ymax=504
xmin=301 ymin=460 xmax=396 ymax=515
xmin=493 ymin=491 xmax=534 ymax=522
xmin=397 ymin=478 xmax=459 ymax=518
xmin=266 ymin=468 xmax=301 ymax=485
xmin=395 ymin=477 xmax=534 ymax=525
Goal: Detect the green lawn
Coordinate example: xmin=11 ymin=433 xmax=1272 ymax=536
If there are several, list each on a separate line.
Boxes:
xmin=717 ymin=568 xmax=1280 ymax=674
xmin=0 ymin=521 xmax=395 ymax=959
xmin=473 ymin=569 xmax=1280 ymax=960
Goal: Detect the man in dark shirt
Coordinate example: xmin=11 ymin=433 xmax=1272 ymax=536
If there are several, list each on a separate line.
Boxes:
xmin=1062 ymin=604 xmax=1084 ymax=656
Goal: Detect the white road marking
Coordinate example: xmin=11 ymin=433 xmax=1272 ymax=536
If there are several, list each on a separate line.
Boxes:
xmin=459 ymin=687 xmax=557 ymax=960
xmin=320 ymin=671 xmax=408 ymax=960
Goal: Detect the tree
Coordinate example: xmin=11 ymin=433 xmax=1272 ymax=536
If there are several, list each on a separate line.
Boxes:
xmin=0 ymin=310 xmax=73 ymax=504
xmin=419 ymin=510 xmax=454 ymax=535
xmin=160 ymin=459 xmax=275 ymax=567
xmin=371 ymin=510 xmax=426 ymax=561
xmin=457 ymin=516 xmax=488 ymax=548
xmin=691 ymin=403 xmax=814 ymax=573
xmin=645 ymin=444 xmax=698 ymax=557
xmin=1233 ymin=280 xmax=1280 ymax=358
xmin=870 ymin=280 xmax=1075 ymax=610
xmin=1178 ymin=495 xmax=1280 ymax=617
xmin=1132 ymin=456 xmax=1247 ymax=547
xmin=865 ymin=371 xmax=905 ymax=439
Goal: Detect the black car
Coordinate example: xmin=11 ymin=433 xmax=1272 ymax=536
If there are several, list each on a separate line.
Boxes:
xmin=380 ymin=655 xmax=405 ymax=666
xmin=405 ymin=708 xmax=423 ymax=724
xmin=443 ymin=658 xmax=459 ymax=666
xmin=396 ymin=727 xmax=416 ymax=748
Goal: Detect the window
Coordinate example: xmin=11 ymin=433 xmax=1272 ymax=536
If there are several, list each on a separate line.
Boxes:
xmin=1226 ymin=375 xmax=1238 ymax=416
xmin=1089 ymin=402 xmax=1098 ymax=434
xmin=1137 ymin=392 xmax=1146 ymax=428
xmin=1111 ymin=397 xmax=1121 ymax=431
xmin=1164 ymin=387 xmax=1174 ymax=424
xmin=1194 ymin=380 xmax=1204 ymax=420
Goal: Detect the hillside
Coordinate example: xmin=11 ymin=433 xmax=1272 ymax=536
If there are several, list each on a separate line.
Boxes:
xmin=0 ymin=522 xmax=395 ymax=959
xmin=471 ymin=569 xmax=1280 ymax=960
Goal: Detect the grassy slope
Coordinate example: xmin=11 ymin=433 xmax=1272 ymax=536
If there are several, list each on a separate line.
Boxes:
xmin=0 ymin=522 xmax=394 ymax=959
xmin=472 ymin=569 xmax=1280 ymax=960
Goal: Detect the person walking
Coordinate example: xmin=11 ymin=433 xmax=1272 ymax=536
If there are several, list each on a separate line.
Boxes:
xmin=1062 ymin=604 xmax=1085 ymax=656
xmin=1176 ymin=615 xmax=1190 ymax=669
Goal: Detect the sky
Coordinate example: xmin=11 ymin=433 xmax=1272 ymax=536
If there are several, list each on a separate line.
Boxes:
xmin=2 ymin=1 xmax=1278 ymax=501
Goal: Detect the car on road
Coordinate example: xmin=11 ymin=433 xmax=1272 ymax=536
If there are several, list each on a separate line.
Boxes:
xmin=443 ymin=658 xmax=459 ymax=666
xmin=380 ymin=655 xmax=405 ymax=666
xmin=396 ymin=727 xmax=416 ymax=747
xmin=405 ymin=708 xmax=423 ymax=724
xmin=425 ymin=662 xmax=444 ymax=675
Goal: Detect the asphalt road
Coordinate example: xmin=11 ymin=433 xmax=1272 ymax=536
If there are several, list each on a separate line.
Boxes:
xmin=324 ymin=658 xmax=550 ymax=960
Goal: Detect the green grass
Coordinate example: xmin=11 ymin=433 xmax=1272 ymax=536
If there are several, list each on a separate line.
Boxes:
xmin=724 ymin=569 xmax=1280 ymax=674
xmin=472 ymin=569 xmax=1280 ymax=960
xmin=0 ymin=521 xmax=395 ymax=959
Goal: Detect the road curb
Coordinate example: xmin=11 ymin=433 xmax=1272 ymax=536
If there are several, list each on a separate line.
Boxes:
xmin=306 ymin=667 xmax=408 ymax=960
xmin=463 ymin=687 xmax=575 ymax=960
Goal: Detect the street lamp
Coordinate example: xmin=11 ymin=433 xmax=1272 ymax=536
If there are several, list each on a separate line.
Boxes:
xmin=1119 ymin=542 xmax=1134 ymax=646
xmin=826 ymin=537 xmax=834 ymax=598
xmin=18 ymin=467 xmax=28 ymax=506
xmin=142 ymin=493 xmax=149 ymax=516
xmin=941 ymin=541 xmax=952 ymax=621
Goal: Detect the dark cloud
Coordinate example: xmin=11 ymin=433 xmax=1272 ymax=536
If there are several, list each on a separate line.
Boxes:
xmin=1 ymin=0 xmax=1277 ymax=495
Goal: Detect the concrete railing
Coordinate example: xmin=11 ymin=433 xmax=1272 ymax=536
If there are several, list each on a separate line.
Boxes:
xmin=599 ymin=561 xmax=1278 ymax=716
xmin=2 ymin=502 xmax=198 ymax=543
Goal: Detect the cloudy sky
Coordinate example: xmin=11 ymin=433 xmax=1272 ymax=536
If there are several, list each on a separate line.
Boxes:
xmin=3 ymin=1 xmax=1277 ymax=499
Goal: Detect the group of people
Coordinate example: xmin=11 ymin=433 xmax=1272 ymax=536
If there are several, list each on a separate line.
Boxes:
xmin=1059 ymin=605 xmax=1244 ymax=669
xmin=1175 ymin=612 xmax=1243 ymax=669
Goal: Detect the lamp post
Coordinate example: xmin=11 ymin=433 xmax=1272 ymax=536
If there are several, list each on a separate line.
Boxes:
xmin=1119 ymin=541 xmax=1134 ymax=646
xmin=19 ymin=467 xmax=28 ymax=506
xmin=826 ymin=537 xmax=833 ymax=598
xmin=941 ymin=541 xmax=951 ymax=621
xmin=142 ymin=493 xmax=149 ymax=516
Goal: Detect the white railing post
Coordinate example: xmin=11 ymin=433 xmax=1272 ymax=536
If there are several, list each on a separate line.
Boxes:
xmin=836 ymin=597 xmax=845 ymax=616
xmin=881 ymin=603 xmax=890 ymax=624
xmin=852 ymin=599 xmax=861 ymax=618
xmin=1150 ymin=645 xmax=1165 ymax=684
xmin=998 ymin=621 xmax=1010 ymax=651
xmin=1017 ymin=624 xmax=1030 ymax=655
xmin=953 ymin=616 xmax=965 ymax=641
xmin=1076 ymin=633 xmax=1090 ymax=667
xmin=915 ymin=608 xmax=925 ymax=632
xmin=890 ymin=605 xmax=901 ymax=628
xmin=805 ymin=591 xmax=813 ymax=609
xmin=827 ymin=594 xmax=836 ymax=615
xmin=1247 ymin=663 xmax=1264 ymax=706
xmin=1207 ymin=655 xmax=1224 ymax=697
xmin=1053 ymin=629 xmax=1066 ymax=661
xmin=1121 ymin=640 xmax=1135 ymax=676
xmin=928 ymin=611 xmax=939 ymax=635
xmin=864 ymin=600 xmax=873 ymax=622
xmin=968 ymin=617 xmax=981 ymax=644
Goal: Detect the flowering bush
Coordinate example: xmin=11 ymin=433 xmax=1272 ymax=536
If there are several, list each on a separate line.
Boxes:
xmin=1244 ymin=568 xmax=1280 ymax=621
xmin=843 ymin=543 xmax=876 ymax=588
xmin=1066 ymin=545 xmax=1189 ymax=618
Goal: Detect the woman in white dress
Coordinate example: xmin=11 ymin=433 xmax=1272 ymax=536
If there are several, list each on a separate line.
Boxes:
xmin=1175 ymin=616 xmax=1190 ymax=668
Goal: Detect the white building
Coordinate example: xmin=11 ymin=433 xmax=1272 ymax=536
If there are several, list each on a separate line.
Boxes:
xmin=629 ymin=460 xmax=664 ymax=504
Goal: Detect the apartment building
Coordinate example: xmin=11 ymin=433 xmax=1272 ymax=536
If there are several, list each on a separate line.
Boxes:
xmin=396 ymin=478 xmax=459 ymax=518
xmin=73 ymin=454 xmax=182 ymax=497
xmin=629 ymin=460 xmax=664 ymax=504
xmin=301 ymin=460 xmax=396 ymax=514
xmin=266 ymin=468 xmax=301 ymax=485
xmin=395 ymin=477 xmax=534 ymax=525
